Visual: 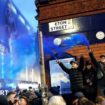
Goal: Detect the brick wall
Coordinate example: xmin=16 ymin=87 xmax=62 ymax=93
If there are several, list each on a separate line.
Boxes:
xmin=66 ymin=43 xmax=105 ymax=61
xmin=38 ymin=0 xmax=105 ymax=23
xmin=38 ymin=0 xmax=105 ymax=59
xmin=38 ymin=0 xmax=105 ymax=86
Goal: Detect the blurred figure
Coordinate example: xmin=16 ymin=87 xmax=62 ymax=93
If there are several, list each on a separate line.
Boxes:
xmin=72 ymin=94 xmax=87 ymax=105
xmin=18 ymin=96 xmax=29 ymax=105
xmin=0 ymin=95 xmax=9 ymax=105
xmin=78 ymin=96 xmax=95 ymax=105
xmin=88 ymin=47 xmax=105 ymax=96
xmin=96 ymin=96 xmax=105 ymax=105
xmin=83 ymin=60 xmax=97 ymax=101
xmin=29 ymin=90 xmax=42 ymax=105
xmin=29 ymin=91 xmax=38 ymax=100
xmin=7 ymin=91 xmax=18 ymax=105
xmin=28 ymin=87 xmax=33 ymax=92
xmin=78 ymin=96 xmax=88 ymax=105
xmin=72 ymin=98 xmax=78 ymax=105
xmin=48 ymin=95 xmax=66 ymax=105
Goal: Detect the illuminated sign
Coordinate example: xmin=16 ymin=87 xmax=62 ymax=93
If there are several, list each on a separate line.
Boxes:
xmin=49 ymin=19 xmax=73 ymax=32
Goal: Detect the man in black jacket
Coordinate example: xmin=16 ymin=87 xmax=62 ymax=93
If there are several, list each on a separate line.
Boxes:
xmin=88 ymin=48 xmax=105 ymax=96
xmin=56 ymin=56 xmax=84 ymax=96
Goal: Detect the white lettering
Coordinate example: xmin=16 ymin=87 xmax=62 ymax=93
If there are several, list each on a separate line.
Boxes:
xmin=0 ymin=90 xmax=9 ymax=95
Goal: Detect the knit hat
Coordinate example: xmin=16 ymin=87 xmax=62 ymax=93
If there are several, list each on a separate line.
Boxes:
xmin=70 ymin=61 xmax=78 ymax=65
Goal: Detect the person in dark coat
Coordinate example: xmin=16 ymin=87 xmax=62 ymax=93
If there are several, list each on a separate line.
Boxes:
xmin=56 ymin=55 xmax=84 ymax=96
xmin=88 ymin=47 xmax=105 ymax=96
xmin=83 ymin=60 xmax=97 ymax=101
xmin=0 ymin=95 xmax=9 ymax=105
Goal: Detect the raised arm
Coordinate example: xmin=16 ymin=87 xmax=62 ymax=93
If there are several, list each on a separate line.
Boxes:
xmin=56 ymin=59 xmax=70 ymax=74
xmin=88 ymin=47 xmax=99 ymax=68
xmin=78 ymin=55 xmax=84 ymax=71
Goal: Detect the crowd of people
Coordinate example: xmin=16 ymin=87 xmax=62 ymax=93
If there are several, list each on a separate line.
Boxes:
xmin=0 ymin=87 xmax=43 ymax=105
xmin=0 ymin=88 xmax=105 ymax=105
xmin=0 ymin=46 xmax=105 ymax=105
xmin=55 ymin=47 xmax=105 ymax=105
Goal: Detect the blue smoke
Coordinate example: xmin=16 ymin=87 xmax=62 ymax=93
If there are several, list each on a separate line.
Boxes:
xmin=44 ymin=33 xmax=90 ymax=57
xmin=0 ymin=33 xmax=37 ymax=79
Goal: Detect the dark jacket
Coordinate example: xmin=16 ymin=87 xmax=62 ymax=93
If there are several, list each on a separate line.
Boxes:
xmin=0 ymin=95 xmax=9 ymax=105
xmin=58 ymin=57 xmax=84 ymax=92
xmin=89 ymin=52 xmax=105 ymax=87
xmin=83 ymin=66 xmax=97 ymax=87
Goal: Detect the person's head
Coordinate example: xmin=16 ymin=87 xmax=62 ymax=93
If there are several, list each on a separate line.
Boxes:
xmin=85 ymin=60 xmax=92 ymax=69
xmin=48 ymin=95 xmax=66 ymax=105
xmin=74 ymin=92 xmax=84 ymax=99
xmin=79 ymin=101 xmax=95 ymax=105
xmin=100 ymin=54 xmax=105 ymax=63
xmin=19 ymin=96 xmax=29 ymax=105
xmin=28 ymin=87 xmax=33 ymax=92
xmin=78 ymin=96 xmax=95 ymax=105
xmin=7 ymin=91 xmax=17 ymax=104
xmin=70 ymin=61 xmax=78 ymax=69
xmin=96 ymin=96 xmax=105 ymax=105
xmin=29 ymin=91 xmax=38 ymax=100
